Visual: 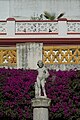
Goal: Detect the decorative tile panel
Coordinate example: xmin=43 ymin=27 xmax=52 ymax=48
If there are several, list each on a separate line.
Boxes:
xmin=0 ymin=22 xmax=6 ymax=33
xmin=43 ymin=46 xmax=80 ymax=64
xmin=16 ymin=22 xmax=58 ymax=33
xmin=67 ymin=22 xmax=80 ymax=33
xmin=0 ymin=47 xmax=17 ymax=67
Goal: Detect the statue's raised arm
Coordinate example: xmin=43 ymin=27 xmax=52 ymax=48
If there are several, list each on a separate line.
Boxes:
xmin=35 ymin=60 xmax=49 ymax=98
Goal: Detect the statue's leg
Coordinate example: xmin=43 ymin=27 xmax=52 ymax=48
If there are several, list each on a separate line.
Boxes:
xmin=37 ymin=78 xmax=41 ymax=96
xmin=41 ymin=79 xmax=47 ymax=97
xmin=35 ymin=82 xmax=39 ymax=98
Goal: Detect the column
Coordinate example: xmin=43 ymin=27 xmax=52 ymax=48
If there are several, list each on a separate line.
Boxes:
xmin=58 ymin=18 xmax=67 ymax=36
xmin=32 ymin=97 xmax=51 ymax=120
xmin=16 ymin=43 xmax=43 ymax=69
xmin=6 ymin=18 xmax=15 ymax=36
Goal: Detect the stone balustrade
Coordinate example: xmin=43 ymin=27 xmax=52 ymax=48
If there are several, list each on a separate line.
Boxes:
xmin=0 ymin=21 xmax=6 ymax=34
xmin=0 ymin=18 xmax=80 ymax=36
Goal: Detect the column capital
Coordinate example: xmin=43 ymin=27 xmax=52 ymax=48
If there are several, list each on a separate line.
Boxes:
xmin=32 ymin=97 xmax=51 ymax=108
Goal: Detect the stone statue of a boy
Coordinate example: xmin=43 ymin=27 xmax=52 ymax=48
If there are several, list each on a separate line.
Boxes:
xmin=35 ymin=60 xmax=49 ymax=98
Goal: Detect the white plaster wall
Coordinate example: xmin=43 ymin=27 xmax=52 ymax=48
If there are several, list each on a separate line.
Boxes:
xmin=0 ymin=0 xmax=80 ymax=20
xmin=0 ymin=0 xmax=9 ymax=20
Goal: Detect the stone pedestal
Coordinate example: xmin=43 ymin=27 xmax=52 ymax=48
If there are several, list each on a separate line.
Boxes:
xmin=32 ymin=97 xmax=51 ymax=120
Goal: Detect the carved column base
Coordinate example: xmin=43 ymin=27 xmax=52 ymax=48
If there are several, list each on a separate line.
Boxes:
xmin=32 ymin=97 xmax=51 ymax=120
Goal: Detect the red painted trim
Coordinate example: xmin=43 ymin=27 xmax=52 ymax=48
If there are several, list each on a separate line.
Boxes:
xmin=67 ymin=32 xmax=80 ymax=34
xmin=6 ymin=18 xmax=15 ymax=21
xmin=67 ymin=20 xmax=80 ymax=22
xmin=15 ymin=20 xmax=58 ymax=22
xmin=0 ymin=19 xmax=80 ymax=22
xmin=43 ymin=43 xmax=79 ymax=46
xmin=58 ymin=18 xmax=67 ymax=21
xmin=0 ymin=38 xmax=80 ymax=46
xmin=15 ymin=32 xmax=58 ymax=35
xmin=0 ymin=33 xmax=6 ymax=35
xmin=0 ymin=44 xmax=16 ymax=47
xmin=0 ymin=20 xmax=6 ymax=22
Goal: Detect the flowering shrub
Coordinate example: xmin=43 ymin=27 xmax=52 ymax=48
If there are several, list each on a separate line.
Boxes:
xmin=0 ymin=68 xmax=37 ymax=120
xmin=47 ymin=70 xmax=80 ymax=120
xmin=0 ymin=68 xmax=80 ymax=120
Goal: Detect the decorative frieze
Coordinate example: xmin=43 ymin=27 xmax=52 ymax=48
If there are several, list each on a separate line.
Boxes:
xmin=43 ymin=45 xmax=80 ymax=64
xmin=67 ymin=22 xmax=80 ymax=33
xmin=0 ymin=18 xmax=80 ymax=35
xmin=0 ymin=22 xmax=6 ymax=33
xmin=0 ymin=47 xmax=17 ymax=67
xmin=16 ymin=21 xmax=58 ymax=33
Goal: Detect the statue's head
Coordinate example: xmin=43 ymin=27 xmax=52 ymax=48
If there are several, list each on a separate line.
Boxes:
xmin=37 ymin=60 xmax=44 ymax=68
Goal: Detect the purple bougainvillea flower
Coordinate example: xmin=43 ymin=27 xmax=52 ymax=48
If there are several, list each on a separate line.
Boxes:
xmin=0 ymin=68 xmax=80 ymax=120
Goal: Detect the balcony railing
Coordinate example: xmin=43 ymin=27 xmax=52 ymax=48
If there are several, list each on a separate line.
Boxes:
xmin=0 ymin=47 xmax=17 ymax=67
xmin=16 ymin=20 xmax=58 ymax=33
xmin=0 ymin=18 xmax=80 ymax=36
xmin=43 ymin=45 xmax=80 ymax=64
xmin=1 ymin=45 xmax=80 ymax=67
xmin=0 ymin=21 xmax=6 ymax=34
xmin=67 ymin=20 xmax=80 ymax=34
